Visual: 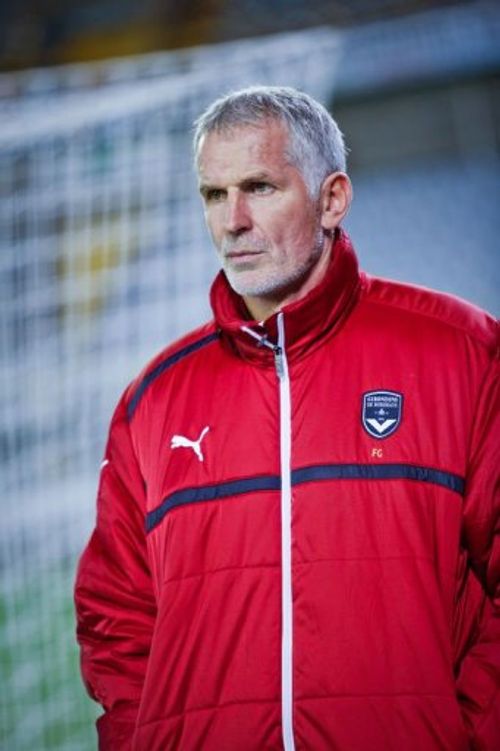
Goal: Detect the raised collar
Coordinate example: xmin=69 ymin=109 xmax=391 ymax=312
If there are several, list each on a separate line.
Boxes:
xmin=210 ymin=228 xmax=362 ymax=367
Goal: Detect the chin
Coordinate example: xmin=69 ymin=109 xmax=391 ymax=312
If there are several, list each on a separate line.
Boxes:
xmin=227 ymin=274 xmax=282 ymax=298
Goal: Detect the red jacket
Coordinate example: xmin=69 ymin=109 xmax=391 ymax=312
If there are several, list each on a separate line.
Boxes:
xmin=75 ymin=230 xmax=499 ymax=750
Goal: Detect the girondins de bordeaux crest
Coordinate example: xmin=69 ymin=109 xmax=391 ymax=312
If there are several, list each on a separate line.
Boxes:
xmin=362 ymin=390 xmax=403 ymax=439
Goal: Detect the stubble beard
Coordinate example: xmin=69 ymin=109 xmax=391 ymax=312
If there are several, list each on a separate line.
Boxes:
xmin=222 ymin=224 xmax=326 ymax=300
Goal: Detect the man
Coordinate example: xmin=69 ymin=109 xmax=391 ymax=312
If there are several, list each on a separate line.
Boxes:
xmin=75 ymin=86 xmax=499 ymax=750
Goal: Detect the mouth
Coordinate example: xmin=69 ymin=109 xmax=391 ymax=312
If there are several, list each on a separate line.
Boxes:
xmin=224 ymin=248 xmax=264 ymax=258
xmin=225 ymin=250 xmax=264 ymax=260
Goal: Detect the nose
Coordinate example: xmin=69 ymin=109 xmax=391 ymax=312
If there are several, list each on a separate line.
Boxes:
xmin=224 ymin=190 xmax=252 ymax=235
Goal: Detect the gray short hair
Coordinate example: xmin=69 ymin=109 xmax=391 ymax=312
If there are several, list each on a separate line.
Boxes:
xmin=193 ymin=85 xmax=347 ymax=197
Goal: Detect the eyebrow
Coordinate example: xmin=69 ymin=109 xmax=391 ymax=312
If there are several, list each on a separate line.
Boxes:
xmin=199 ymin=171 xmax=275 ymax=196
xmin=198 ymin=183 xmax=218 ymax=197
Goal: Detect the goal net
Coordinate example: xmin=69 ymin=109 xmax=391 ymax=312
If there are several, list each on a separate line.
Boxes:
xmin=0 ymin=28 xmax=342 ymax=751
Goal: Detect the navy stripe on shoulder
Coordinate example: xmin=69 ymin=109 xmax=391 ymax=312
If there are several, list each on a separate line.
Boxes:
xmin=146 ymin=475 xmax=281 ymax=532
xmin=127 ymin=332 xmax=219 ymax=420
xmin=292 ymin=463 xmax=465 ymax=495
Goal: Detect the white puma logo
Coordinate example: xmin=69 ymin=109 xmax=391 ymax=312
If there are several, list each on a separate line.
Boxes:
xmin=171 ymin=426 xmax=210 ymax=462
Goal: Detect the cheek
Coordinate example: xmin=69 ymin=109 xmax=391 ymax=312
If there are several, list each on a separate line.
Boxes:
xmin=275 ymin=212 xmax=318 ymax=254
xmin=205 ymin=213 xmax=222 ymax=246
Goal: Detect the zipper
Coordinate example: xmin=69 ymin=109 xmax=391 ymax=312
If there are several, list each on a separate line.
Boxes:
xmin=240 ymin=318 xmax=295 ymax=750
xmin=276 ymin=313 xmax=295 ymax=751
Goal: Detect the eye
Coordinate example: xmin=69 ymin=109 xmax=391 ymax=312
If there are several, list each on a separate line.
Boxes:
xmin=204 ymin=188 xmax=226 ymax=203
xmin=249 ymin=182 xmax=273 ymax=195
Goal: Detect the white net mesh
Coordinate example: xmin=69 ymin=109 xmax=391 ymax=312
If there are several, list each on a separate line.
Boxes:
xmin=0 ymin=29 xmax=342 ymax=751
xmin=1 ymin=11 xmax=499 ymax=748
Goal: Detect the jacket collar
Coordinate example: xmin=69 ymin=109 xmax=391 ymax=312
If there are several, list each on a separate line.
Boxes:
xmin=210 ymin=228 xmax=361 ymax=367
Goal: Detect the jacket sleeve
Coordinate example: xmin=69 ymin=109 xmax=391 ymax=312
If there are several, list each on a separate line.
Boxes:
xmin=456 ymin=342 xmax=500 ymax=751
xmin=74 ymin=391 xmax=156 ymax=751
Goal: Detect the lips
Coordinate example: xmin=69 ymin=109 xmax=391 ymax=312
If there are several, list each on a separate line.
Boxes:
xmin=222 ymin=237 xmax=268 ymax=258
xmin=225 ymin=250 xmax=263 ymax=259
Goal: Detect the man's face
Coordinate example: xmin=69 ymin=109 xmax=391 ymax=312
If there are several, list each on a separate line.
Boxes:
xmin=197 ymin=120 xmax=327 ymax=316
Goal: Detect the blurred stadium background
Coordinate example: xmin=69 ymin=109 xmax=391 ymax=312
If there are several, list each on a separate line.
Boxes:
xmin=1 ymin=1 xmax=499 ymax=749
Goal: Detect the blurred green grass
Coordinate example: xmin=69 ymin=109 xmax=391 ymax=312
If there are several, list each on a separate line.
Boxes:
xmin=1 ymin=562 xmax=99 ymax=750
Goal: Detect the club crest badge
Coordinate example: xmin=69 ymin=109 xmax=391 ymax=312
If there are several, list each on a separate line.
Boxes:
xmin=362 ymin=390 xmax=403 ymax=439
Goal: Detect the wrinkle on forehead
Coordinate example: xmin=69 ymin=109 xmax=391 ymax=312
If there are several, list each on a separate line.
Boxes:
xmin=197 ymin=119 xmax=294 ymax=175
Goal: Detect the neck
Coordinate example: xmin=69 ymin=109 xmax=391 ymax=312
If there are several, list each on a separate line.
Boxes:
xmin=242 ymin=237 xmax=334 ymax=321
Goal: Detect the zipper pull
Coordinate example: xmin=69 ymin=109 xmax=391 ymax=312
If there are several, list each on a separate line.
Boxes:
xmin=240 ymin=320 xmax=286 ymax=379
xmin=274 ymin=345 xmax=284 ymax=379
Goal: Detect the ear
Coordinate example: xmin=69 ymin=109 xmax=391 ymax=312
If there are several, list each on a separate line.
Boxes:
xmin=320 ymin=172 xmax=353 ymax=231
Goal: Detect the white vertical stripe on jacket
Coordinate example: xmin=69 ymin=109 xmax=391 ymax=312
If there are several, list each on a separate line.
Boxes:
xmin=276 ymin=313 xmax=295 ymax=751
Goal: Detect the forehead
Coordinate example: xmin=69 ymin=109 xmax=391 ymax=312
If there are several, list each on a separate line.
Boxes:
xmin=197 ymin=120 xmax=292 ymax=182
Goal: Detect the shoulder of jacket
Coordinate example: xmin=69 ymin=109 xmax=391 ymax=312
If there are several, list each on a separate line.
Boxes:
xmin=361 ymin=273 xmax=499 ymax=355
xmin=124 ymin=319 xmax=219 ymax=421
